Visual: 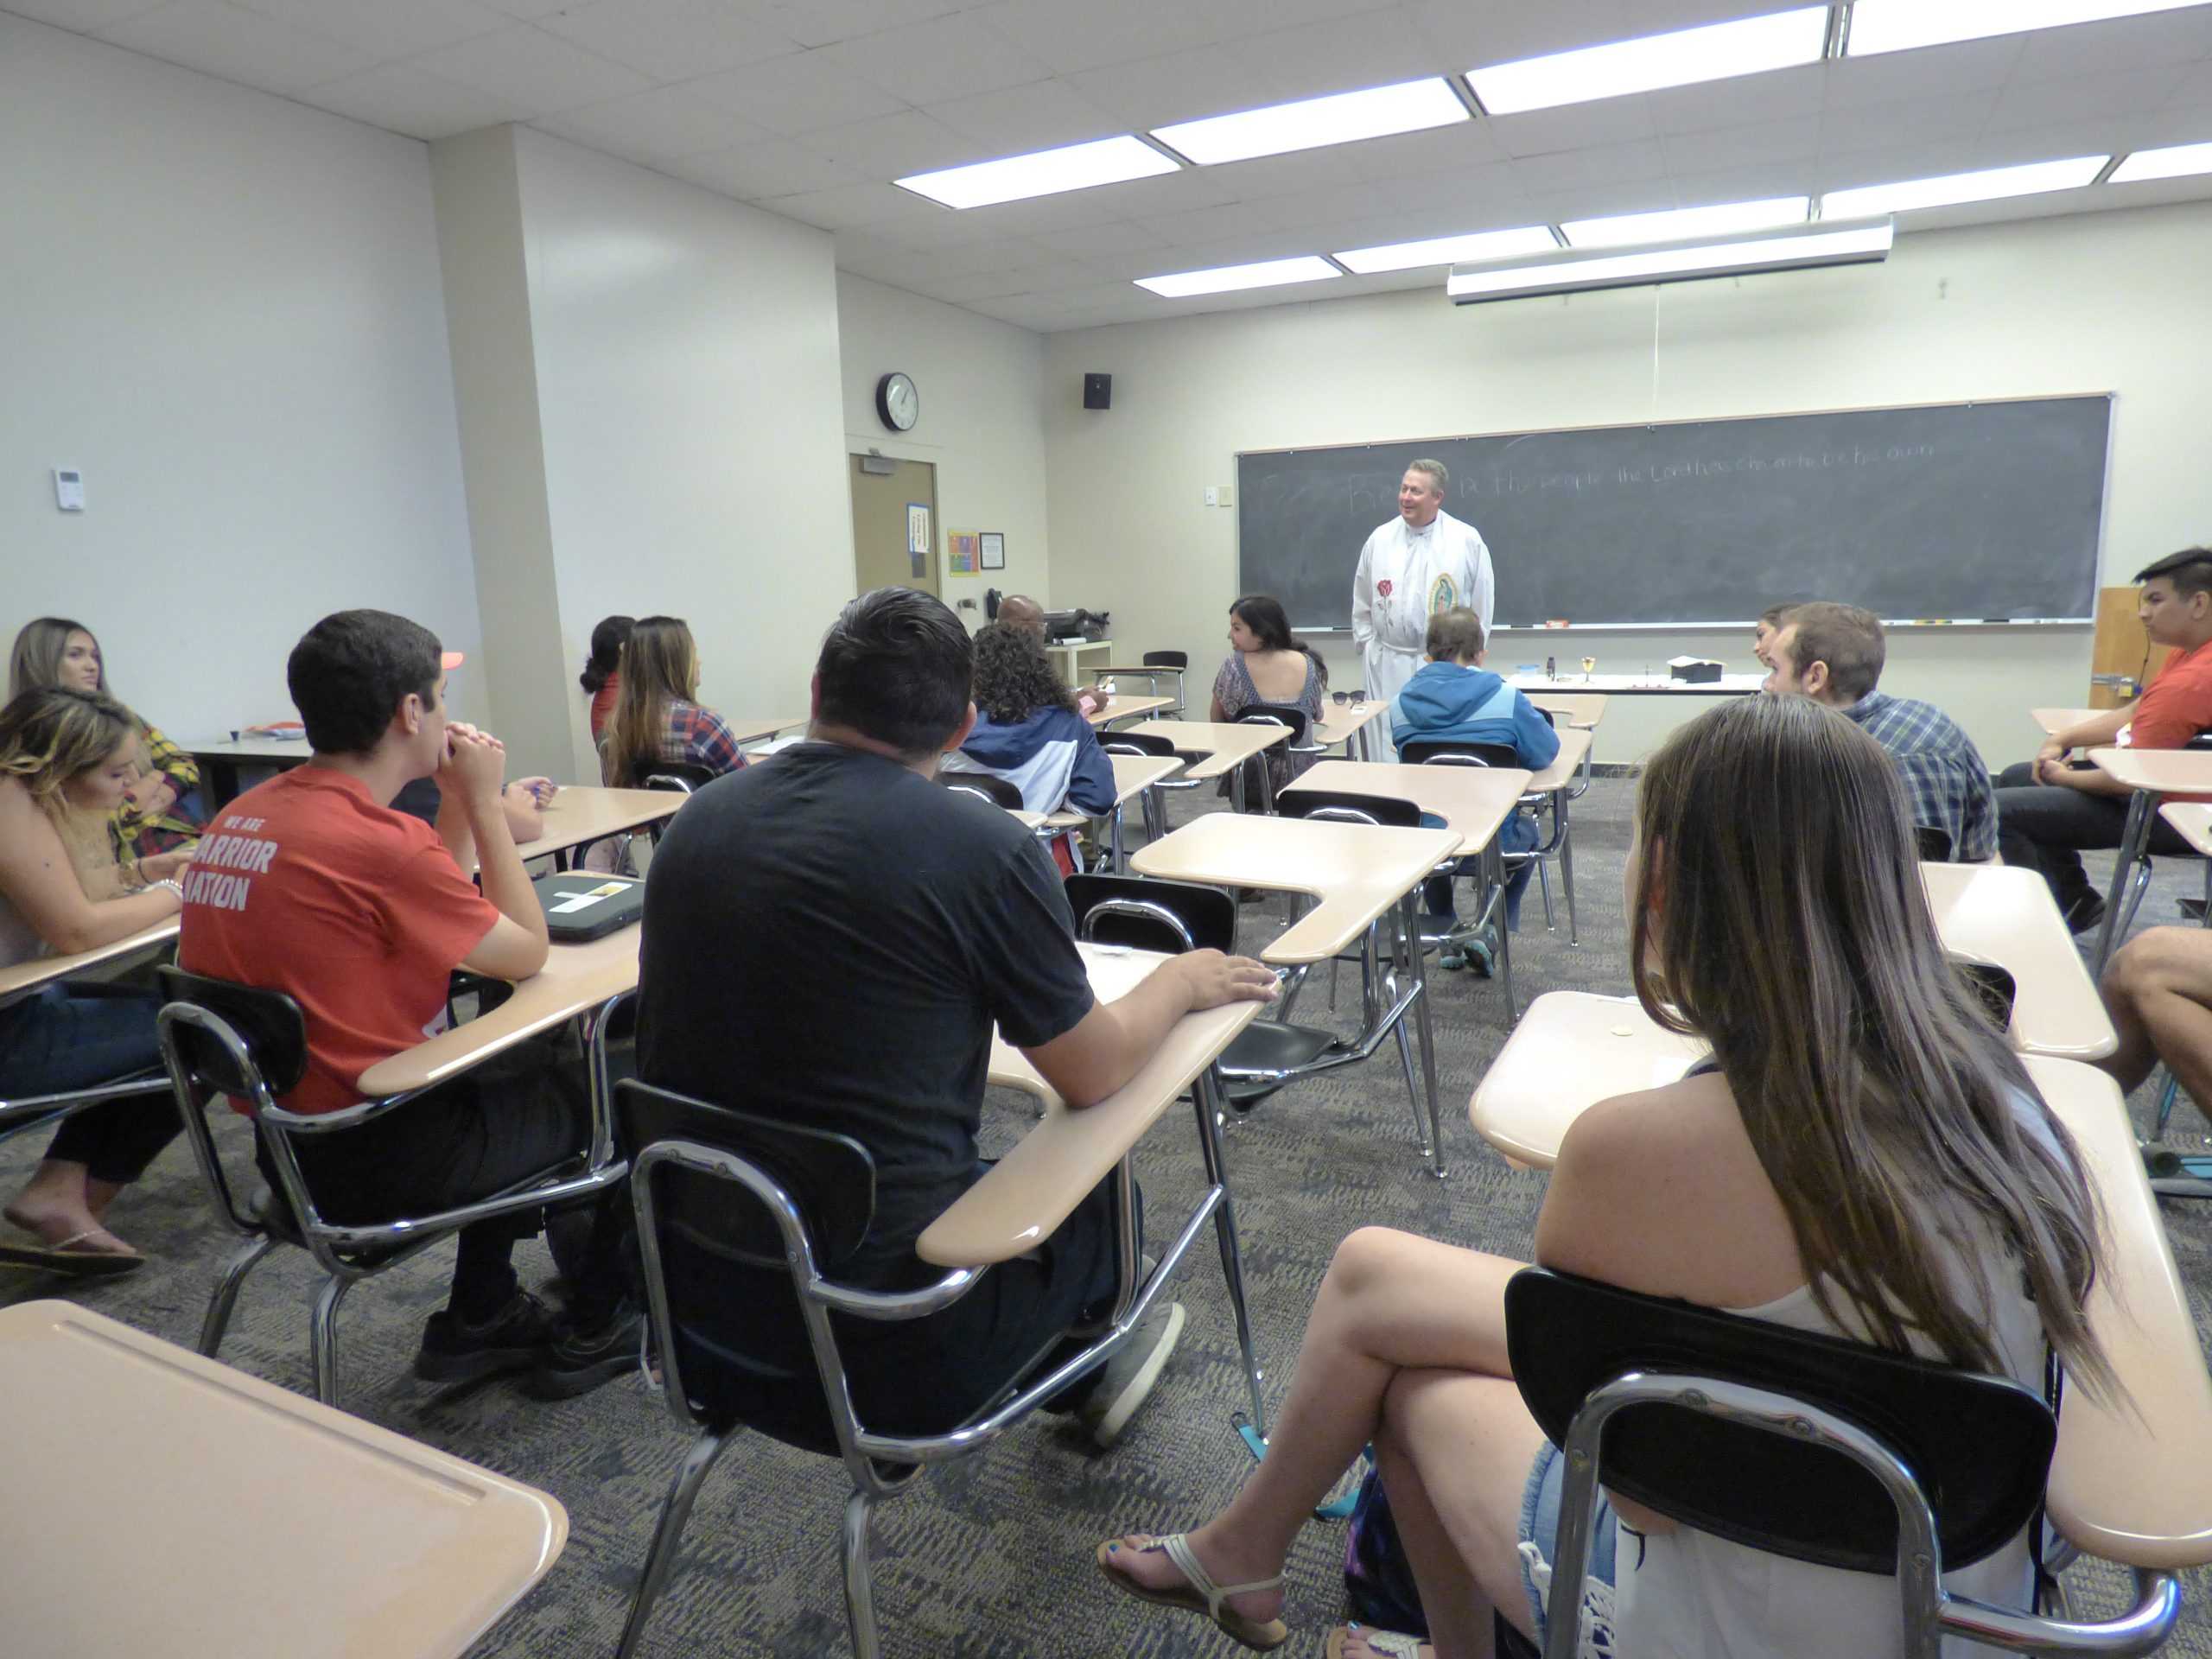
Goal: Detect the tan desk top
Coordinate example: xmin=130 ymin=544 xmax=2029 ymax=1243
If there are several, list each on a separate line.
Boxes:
xmin=2088 ymin=746 xmax=2212 ymax=796
xmin=2158 ymin=801 xmax=2212 ymax=857
xmin=1283 ymin=759 xmax=1528 ymax=851
xmin=726 ymin=715 xmax=810 ymax=747
xmin=1921 ymin=861 xmax=2116 ymax=1061
xmin=1526 ymin=727 xmax=1594 ymax=794
xmin=0 ymin=917 xmax=180 ymax=1005
xmin=1131 ymin=811 xmax=1462 ymax=964
xmin=1525 ymin=692 xmax=1609 ymax=730
xmin=1314 ymin=700 xmax=1389 ymax=747
xmin=509 ymin=785 xmax=683 ymax=863
xmin=0 ymin=1299 xmax=566 ymax=1657
xmin=2033 ymin=707 xmax=2110 ymax=736
xmin=1088 ymin=693 xmax=1176 ymax=727
xmin=357 ymin=927 xmax=639 ymax=1096
xmin=1040 ymin=753 xmax=1186 ymax=829
xmin=918 ymin=944 xmax=1262 ymax=1268
xmin=1123 ymin=719 xmax=1288 ymax=781
xmin=1466 ymin=1006 xmax=2212 ymax=1572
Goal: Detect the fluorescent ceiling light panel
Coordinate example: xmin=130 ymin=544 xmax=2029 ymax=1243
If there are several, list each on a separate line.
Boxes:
xmin=2109 ymin=140 xmax=2212 ymax=182
xmin=1150 ymin=78 xmax=1469 ymax=166
xmin=1334 ymin=226 xmax=1558 ymax=274
xmin=895 ymin=135 xmax=1177 ymax=209
xmin=1468 ymin=7 xmax=1827 ymax=115
xmin=1821 ymin=155 xmax=2107 ymax=217
xmin=1135 ymin=256 xmax=1343 ymax=298
xmin=1847 ymin=1 xmax=2208 ymax=56
xmin=1448 ymin=220 xmax=1893 ymax=302
xmin=1562 ymin=196 xmax=1809 ymax=249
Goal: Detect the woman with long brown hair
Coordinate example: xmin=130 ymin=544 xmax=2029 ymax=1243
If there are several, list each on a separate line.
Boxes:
xmin=1098 ymin=694 xmax=2111 ymax=1659
xmin=599 ymin=615 xmax=747 ymax=789
xmin=0 ymin=686 xmax=196 ymax=1273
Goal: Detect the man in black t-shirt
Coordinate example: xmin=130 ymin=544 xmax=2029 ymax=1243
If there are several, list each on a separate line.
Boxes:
xmin=638 ymin=588 xmax=1276 ymax=1447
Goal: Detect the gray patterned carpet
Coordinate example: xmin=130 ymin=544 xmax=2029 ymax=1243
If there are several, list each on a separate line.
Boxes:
xmin=5 ymin=774 xmax=2209 ymax=1657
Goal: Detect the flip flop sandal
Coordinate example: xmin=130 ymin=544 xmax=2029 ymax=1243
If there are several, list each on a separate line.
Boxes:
xmin=1324 ymin=1624 xmax=1430 ymax=1659
xmin=0 ymin=1228 xmax=148 ymax=1279
xmin=1096 ymin=1533 xmax=1289 ymax=1651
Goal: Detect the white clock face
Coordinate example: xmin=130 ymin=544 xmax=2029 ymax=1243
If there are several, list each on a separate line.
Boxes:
xmin=881 ymin=372 xmax=918 ymax=430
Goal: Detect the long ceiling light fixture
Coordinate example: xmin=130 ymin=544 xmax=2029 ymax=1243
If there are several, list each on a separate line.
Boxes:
xmin=1135 ymin=255 xmax=1344 ymax=298
xmin=1150 ymin=78 xmax=1470 ymax=166
xmin=1334 ymin=225 xmax=1558 ymax=274
xmin=1447 ymin=219 xmax=1893 ymax=304
xmin=1467 ymin=7 xmax=1829 ymax=115
xmin=1561 ymin=195 xmax=1811 ymax=249
xmin=1821 ymin=155 xmax=2108 ymax=218
xmin=894 ymin=135 xmax=1178 ymax=209
xmin=2108 ymin=140 xmax=2212 ymax=183
xmin=1846 ymin=1 xmax=2209 ymax=56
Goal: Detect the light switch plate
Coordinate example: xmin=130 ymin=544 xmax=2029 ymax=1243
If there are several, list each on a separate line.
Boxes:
xmin=54 ymin=468 xmax=85 ymax=512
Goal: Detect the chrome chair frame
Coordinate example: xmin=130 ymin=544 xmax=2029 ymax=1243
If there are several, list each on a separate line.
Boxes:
xmin=1409 ymin=745 xmax=1571 ymax=957
xmin=0 ymin=1070 xmax=174 ymax=1144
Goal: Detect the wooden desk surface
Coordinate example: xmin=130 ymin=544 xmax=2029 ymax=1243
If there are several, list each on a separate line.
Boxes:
xmin=1131 ymin=811 xmax=1462 ymax=964
xmin=726 ymin=715 xmax=810 ymax=747
xmin=1040 ymin=753 xmax=1186 ymax=830
xmin=507 ymin=786 xmax=683 ymax=864
xmin=1525 ymin=727 xmax=1593 ymax=794
xmin=0 ymin=917 xmax=180 ymax=1005
xmin=2033 ymin=707 xmax=2108 ymax=737
xmin=1921 ymin=861 xmax=2116 ymax=1061
xmin=1283 ymin=759 xmax=1528 ymax=851
xmin=357 ymin=927 xmax=639 ymax=1096
xmin=1524 ymin=692 xmax=1609 ymax=730
xmin=0 ymin=1300 xmax=566 ymax=1657
xmin=2158 ymin=801 xmax=2212 ymax=857
xmin=918 ymin=944 xmax=1262 ymax=1268
xmin=2088 ymin=746 xmax=2212 ymax=795
xmin=1122 ymin=720 xmax=1287 ymax=781
xmin=1467 ymin=1007 xmax=2212 ymax=1572
xmin=1314 ymin=700 xmax=1389 ymax=747
xmin=1088 ymin=693 xmax=1175 ymax=727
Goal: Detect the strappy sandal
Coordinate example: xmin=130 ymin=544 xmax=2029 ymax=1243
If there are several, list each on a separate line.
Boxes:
xmin=0 ymin=1227 xmax=147 ymax=1278
xmin=1324 ymin=1623 xmax=1431 ymax=1658
xmin=1096 ymin=1532 xmax=1290 ymax=1651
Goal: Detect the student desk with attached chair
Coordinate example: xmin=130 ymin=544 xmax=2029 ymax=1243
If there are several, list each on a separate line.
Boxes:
xmin=1118 ymin=720 xmax=1289 ymax=814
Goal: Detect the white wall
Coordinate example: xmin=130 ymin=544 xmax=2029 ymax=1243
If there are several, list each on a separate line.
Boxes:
xmin=0 ymin=15 xmax=479 ymax=740
xmin=836 ymin=274 xmax=1051 ymax=626
xmin=510 ymin=129 xmax=853 ymax=782
xmin=1044 ymin=201 xmax=2212 ymax=762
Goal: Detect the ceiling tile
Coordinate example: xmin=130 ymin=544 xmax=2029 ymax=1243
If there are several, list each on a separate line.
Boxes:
xmin=758 ymin=178 xmax=942 ymax=226
xmin=1487 ymin=95 xmax=1657 ymax=160
xmin=1823 ymin=36 xmax=2021 ymax=110
xmin=1200 ymin=145 xmax=1369 ymax=203
xmin=532 ymin=84 xmax=776 ymax=162
xmin=1507 ymin=135 xmax=1668 ymax=194
xmin=967 ymin=292 xmax=1071 ymax=327
xmin=1535 ymin=177 xmax=1687 ymax=223
xmin=1136 ymin=197 xmax=1292 ymax=245
xmin=228 ymin=0 xmax=511 ymax=59
xmin=968 ymin=0 xmax=1222 ymax=75
xmin=409 ymin=23 xmax=652 ymax=114
xmin=820 ymin=12 xmax=1053 ymax=105
xmin=755 ymin=0 xmax=967 ymax=50
xmin=94 ymin=0 xmax=370 ymax=92
xmin=1242 ymin=10 xmax=1440 ymax=103
xmin=1395 ymin=157 xmax=1534 ymax=217
xmin=1659 ymin=115 xmax=1819 ymax=177
xmin=1 ymin=0 xmax=168 ymax=29
xmin=1243 ymin=178 xmax=1391 ymax=231
xmin=476 ymin=0 xmax=571 ymax=16
xmin=805 ymin=107 xmax=986 ymax=174
xmin=1989 ymin=65 xmax=2192 ymax=133
xmin=1208 ymin=0 xmax=1400 ymax=37
xmin=1819 ymin=90 xmax=1999 ymax=156
xmin=1066 ymin=44 xmax=1279 ymax=130
xmin=1662 ymin=157 xmax=1821 ymax=206
xmin=302 ymin=59 xmax=531 ymax=137
xmin=912 ymin=257 xmax=1089 ymax=302
xmin=1028 ymin=216 xmax=1168 ymax=256
xmin=1332 ymin=117 xmax=1502 ymax=181
xmin=2012 ymin=8 xmax=2212 ymax=81
xmin=663 ymin=135 xmax=863 ymax=196
xmin=684 ymin=50 xmax=907 ymax=135
xmin=922 ymin=74 xmax=1118 ymax=150
xmin=535 ymin=0 xmax=804 ymax=83
xmin=2169 ymin=60 xmax=2212 ymax=107
xmin=1643 ymin=62 xmax=1825 ymax=137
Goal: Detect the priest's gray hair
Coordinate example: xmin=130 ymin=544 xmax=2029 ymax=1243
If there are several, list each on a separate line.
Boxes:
xmin=1408 ymin=458 xmax=1448 ymax=494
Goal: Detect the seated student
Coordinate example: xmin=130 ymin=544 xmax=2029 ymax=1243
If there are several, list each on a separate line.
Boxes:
xmin=581 ymin=614 xmax=632 ymax=745
xmin=1210 ymin=594 xmax=1329 ymax=802
xmin=178 ymin=610 xmax=637 ymax=1395
xmin=1995 ymin=547 xmax=2212 ymax=931
xmin=1763 ymin=601 xmax=1995 ymax=861
xmin=0 ymin=687 xmax=194 ymax=1273
xmin=996 ymin=593 xmax=1117 ymax=718
xmin=1751 ymin=601 xmax=1793 ymax=670
xmin=600 ymin=614 xmax=747 ymax=788
xmin=2097 ymin=925 xmax=2212 ymax=1135
xmin=389 ymin=650 xmax=556 ymax=841
xmin=1388 ymin=607 xmax=1559 ymax=973
xmin=636 ymin=588 xmax=1278 ymax=1447
xmin=1098 ymin=695 xmax=2113 ymax=1659
xmin=942 ymin=622 xmax=1117 ymax=874
xmin=10 ymin=616 xmax=207 ymax=860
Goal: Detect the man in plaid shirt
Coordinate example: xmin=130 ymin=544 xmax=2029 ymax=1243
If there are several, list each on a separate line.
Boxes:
xmin=1763 ymin=602 xmax=1995 ymax=862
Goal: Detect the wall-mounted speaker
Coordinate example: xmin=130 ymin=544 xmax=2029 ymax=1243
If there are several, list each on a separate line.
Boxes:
xmin=1083 ymin=372 xmax=1112 ymax=410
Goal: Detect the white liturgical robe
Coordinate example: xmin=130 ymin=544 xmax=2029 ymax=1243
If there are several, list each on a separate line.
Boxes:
xmin=1351 ymin=509 xmax=1495 ymax=747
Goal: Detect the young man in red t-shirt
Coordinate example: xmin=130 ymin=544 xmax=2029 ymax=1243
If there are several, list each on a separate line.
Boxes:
xmin=179 ymin=609 xmax=636 ymax=1395
xmin=1994 ymin=547 xmax=2212 ymax=931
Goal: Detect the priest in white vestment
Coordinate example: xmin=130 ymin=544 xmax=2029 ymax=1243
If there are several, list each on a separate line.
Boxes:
xmin=1351 ymin=459 xmax=1495 ymax=747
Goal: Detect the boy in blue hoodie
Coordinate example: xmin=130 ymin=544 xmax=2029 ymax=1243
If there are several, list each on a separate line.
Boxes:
xmin=1390 ymin=607 xmax=1559 ymax=972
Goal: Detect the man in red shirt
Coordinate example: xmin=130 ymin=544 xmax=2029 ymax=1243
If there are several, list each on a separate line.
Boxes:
xmin=1994 ymin=548 xmax=2212 ymax=931
xmin=180 ymin=610 xmax=636 ymax=1395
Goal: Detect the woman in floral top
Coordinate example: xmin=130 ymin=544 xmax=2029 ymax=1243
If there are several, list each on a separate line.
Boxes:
xmin=9 ymin=618 xmax=205 ymax=865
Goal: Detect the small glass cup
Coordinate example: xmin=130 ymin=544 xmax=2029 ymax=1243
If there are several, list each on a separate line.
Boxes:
xmin=1580 ymin=655 xmax=1596 ymax=683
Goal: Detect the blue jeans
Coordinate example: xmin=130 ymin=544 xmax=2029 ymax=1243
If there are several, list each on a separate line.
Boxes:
xmin=1519 ymin=1438 xmax=1621 ymax=1646
xmin=0 ymin=984 xmax=179 ymax=1182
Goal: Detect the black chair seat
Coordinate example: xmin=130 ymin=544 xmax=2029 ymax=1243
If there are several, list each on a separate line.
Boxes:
xmin=1219 ymin=1022 xmax=1340 ymax=1108
xmin=1916 ymin=825 xmax=1955 ymax=861
xmin=1402 ymin=739 xmax=1522 ymax=770
xmin=1142 ymin=651 xmax=1188 ymax=670
xmin=1278 ymin=787 xmax=1423 ymax=829
xmin=1100 ymin=731 xmax=1179 ymax=759
xmin=641 ymin=760 xmax=716 ymax=792
xmin=940 ymin=772 xmax=1026 ymax=810
xmin=1232 ymin=705 xmax=1311 ymax=744
xmin=1064 ymin=874 xmax=1234 ymax=952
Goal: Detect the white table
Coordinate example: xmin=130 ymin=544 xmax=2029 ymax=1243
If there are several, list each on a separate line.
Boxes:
xmin=1508 ymin=672 xmax=1764 ymax=696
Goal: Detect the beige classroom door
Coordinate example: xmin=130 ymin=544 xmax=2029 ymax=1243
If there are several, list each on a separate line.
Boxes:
xmin=849 ymin=455 xmax=939 ymax=598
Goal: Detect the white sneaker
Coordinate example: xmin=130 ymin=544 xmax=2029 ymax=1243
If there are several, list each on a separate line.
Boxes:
xmin=1081 ymin=1300 xmax=1186 ymax=1450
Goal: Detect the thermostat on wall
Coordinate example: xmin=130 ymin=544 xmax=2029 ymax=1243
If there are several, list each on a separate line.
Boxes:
xmin=54 ymin=468 xmax=85 ymax=512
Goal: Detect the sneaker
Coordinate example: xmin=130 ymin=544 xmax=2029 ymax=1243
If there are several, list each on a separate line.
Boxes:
xmin=415 ymin=1288 xmax=560 ymax=1384
xmin=1463 ymin=927 xmax=1497 ymax=979
xmin=1438 ymin=941 xmax=1468 ymax=972
xmin=1080 ymin=1300 xmax=1186 ymax=1450
xmin=2063 ymin=890 xmax=2107 ymax=937
xmin=530 ymin=1300 xmax=644 ymax=1400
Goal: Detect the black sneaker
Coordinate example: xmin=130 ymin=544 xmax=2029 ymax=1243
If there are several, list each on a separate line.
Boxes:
xmin=415 ymin=1288 xmax=560 ymax=1383
xmin=530 ymin=1301 xmax=644 ymax=1400
xmin=1080 ymin=1300 xmax=1185 ymax=1450
xmin=2063 ymin=889 xmax=2107 ymax=937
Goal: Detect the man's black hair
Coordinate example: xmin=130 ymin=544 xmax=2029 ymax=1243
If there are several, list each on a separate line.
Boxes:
xmin=2134 ymin=547 xmax=2212 ymax=601
xmin=288 ymin=609 xmax=442 ymax=755
xmin=815 ymin=588 xmax=973 ymax=758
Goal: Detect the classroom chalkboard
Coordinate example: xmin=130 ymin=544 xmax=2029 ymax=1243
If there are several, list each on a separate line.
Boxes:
xmin=1236 ymin=395 xmax=2110 ymax=631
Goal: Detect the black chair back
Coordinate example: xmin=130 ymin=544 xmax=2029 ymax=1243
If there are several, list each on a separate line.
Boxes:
xmin=1065 ymin=874 xmax=1234 ymax=953
xmin=2186 ymin=730 xmax=2212 ymax=753
xmin=1504 ymin=1268 xmax=2054 ymax=1574
xmin=1278 ymin=789 xmax=1422 ymax=830
xmin=1402 ymin=739 xmax=1522 ymax=770
xmin=1232 ymin=704 xmax=1311 ymax=744
xmin=1916 ymin=825 xmax=1955 ymax=861
xmin=939 ymin=772 xmax=1026 ymax=810
xmin=1142 ymin=650 xmax=1188 ymax=670
xmin=156 ymin=966 xmax=309 ymax=1098
xmin=1100 ymin=731 xmax=1178 ymax=759
xmin=619 ymin=1079 xmax=876 ymax=1449
xmin=640 ymin=760 xmax=716 ymax=793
